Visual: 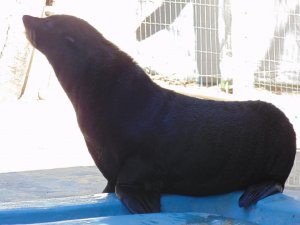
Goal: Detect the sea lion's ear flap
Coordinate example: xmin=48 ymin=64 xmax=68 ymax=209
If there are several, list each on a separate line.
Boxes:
xmin=65 ymin=36 xmax=75 ymax=44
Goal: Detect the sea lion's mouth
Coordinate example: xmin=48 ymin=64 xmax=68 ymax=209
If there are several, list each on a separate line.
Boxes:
xmin=23 ymin=15 xmax=37 ymax=47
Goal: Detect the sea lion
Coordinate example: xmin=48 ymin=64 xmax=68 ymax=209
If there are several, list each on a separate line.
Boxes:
xmin=23 ymin=14 xmax=296 ymax=214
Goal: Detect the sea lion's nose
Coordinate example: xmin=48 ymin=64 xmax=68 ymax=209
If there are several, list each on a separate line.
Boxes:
xmin=23 ymin=15 xmax=38 ymax=47
xmin=22 ymin=15 xmax=39 ymax=29
xmin=23 ymin=15 xmax=33 ymax=25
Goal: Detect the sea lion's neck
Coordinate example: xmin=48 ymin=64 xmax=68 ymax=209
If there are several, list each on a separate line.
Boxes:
xmin=72 ymin=57 xmax=165 ymax=144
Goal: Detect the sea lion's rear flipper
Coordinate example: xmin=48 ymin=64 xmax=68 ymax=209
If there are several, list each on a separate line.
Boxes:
xmin=115 ymin=184 xmax=160 ymax=214
xmin=239 ymin=181 xmax=283 ymax=207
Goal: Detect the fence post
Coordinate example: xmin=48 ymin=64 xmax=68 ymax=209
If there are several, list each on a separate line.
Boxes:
xmin=0 ymin=0 xmax=44 ymax=101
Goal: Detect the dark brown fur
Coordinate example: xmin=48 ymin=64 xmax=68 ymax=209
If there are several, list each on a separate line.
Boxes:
xmin=23 ymin=15 xmax=296 ymax=213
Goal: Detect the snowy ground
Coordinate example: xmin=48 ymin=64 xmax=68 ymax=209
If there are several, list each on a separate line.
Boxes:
xmin=0 ymin=99 xmax=94 ymax=173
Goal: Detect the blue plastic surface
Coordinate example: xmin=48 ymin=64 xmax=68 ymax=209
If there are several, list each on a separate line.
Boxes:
xmin=34 ymin=212 xmax=256 ymax=225
xmin=1 ymin=192 xmax=300 ymax=224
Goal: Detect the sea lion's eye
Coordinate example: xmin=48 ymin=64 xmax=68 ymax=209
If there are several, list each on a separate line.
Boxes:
xmin=43 ymin=19 xmax=55 ymax=29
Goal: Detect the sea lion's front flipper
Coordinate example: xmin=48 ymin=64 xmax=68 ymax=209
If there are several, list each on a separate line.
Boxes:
xmin=239 ymin=181 xmax=283 ymax=207
xmin=102 ymin=181 xmax=115 ymax=193
xmin=115 ymin=184 xmax=160 ymax=214
xmin=115 ymin=157 xmax=162 ymax=213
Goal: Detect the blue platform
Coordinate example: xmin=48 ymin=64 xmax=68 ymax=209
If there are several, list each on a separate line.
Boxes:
xmin=1 ymin=191 xmax=300 ymax=224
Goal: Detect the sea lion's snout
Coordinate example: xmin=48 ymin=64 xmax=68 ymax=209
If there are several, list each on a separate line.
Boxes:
xmin=22 ymin=15 xmax=37 ymax=30
xmin=23 ymin=15 xmax=39 ymax=47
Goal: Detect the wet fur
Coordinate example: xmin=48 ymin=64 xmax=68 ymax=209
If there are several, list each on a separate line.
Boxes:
xmin=23 ymin=15 xmax=296 ymax=213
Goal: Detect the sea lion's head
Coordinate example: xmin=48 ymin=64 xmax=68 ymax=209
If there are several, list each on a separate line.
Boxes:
xmin=23 ymin=15 xmax=107 ymax=71
xmin=22 ymin=14 xmax=118 ymax=96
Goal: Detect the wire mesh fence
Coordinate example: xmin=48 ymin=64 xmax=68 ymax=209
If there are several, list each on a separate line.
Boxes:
xmin=135 ymin=0 xmax=300 ymax=95
xmin=254 ymin=2 xmax=300 ymax=94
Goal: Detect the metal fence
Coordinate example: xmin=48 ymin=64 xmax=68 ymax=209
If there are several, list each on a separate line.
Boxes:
xmin=135 ymin=0 xmax=300 ymax=95
xmin=254 ymin=1 xmax=300 ymax=94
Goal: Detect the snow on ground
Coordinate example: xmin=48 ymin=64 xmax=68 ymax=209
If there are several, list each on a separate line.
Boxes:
xmin=0 ymin=99 xmax=94 ymax=173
